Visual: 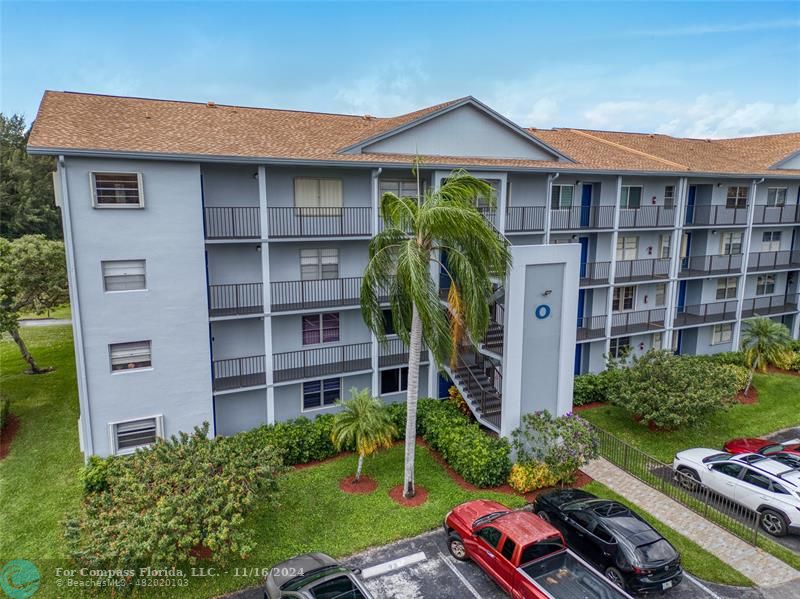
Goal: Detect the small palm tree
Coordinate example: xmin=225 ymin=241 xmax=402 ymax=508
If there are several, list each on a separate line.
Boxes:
xmin=740 ymin=318 xmax=792 ymax=393
xmin=331 ymin=388 xmax=398 ymax=482
xmin=361 ymin=167 xmax=511 ymax=497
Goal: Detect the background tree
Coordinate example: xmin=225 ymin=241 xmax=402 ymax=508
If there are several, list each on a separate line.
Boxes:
xmin=361 ymin=169 xmax=510 ymax=497
xmin=740 ymin=318 xmax=792 ymax=392
xmin=331 ymin=388 xmax=397 ymax=482
xmin=0 ymin=113 xmax=61 ymax=240
xmin=0 ymin=235 xmax=69 ymax=373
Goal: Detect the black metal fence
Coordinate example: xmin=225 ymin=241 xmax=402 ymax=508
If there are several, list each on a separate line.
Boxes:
xmin=576 ymin=315 xmax=607 ymax=341
xmin=271 ymin=277 xmax=362 ymax=312
xmin=550 ymin=205 xmax=616 ymax=230
xmin=212 ymin=355 xmax=267 ymax=391
xmin=273 ymin=342 xmax=371 ymax=383
xmin=580 ymin=261 xmax=611 ymax=286
xmin=505 ymin=206 xmax=546 ymax=232
xmin=747 ymin=250 xmax=800 ymax=272
xmin=610 ymin=308 xmax=666 ymax=335
xmin=752 ymin=203 xmax=800 ymax=225
xmin=378 ymin=337 xmax=429 ymax=367
xmin=208 ymin=283 xmax=263 ymax=316
xmin=614 ymin=258 xmax=670 ymax=283
xmin=204 ymin=207 xmax=261 ymax=239
xmin=618 ymin=206 xmax=675 ymax=228
xmin=679 ymin=253 xmax=743 ymax=277
xmin=268 ymin=207 xmax=372 ymax=238
xmin=673 ymin=301 xmax=737 ymax=327
xmin=684 ymin=205 xmax=748 ymax=226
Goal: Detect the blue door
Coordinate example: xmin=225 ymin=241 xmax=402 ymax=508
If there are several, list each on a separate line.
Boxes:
xmin=438 ymin=373 xmax=452 ymax=399
xmin=578 ymin=237 xmax=589 ymax=279
xmin=685 ymin=185 xmax=697 ymax=225
xmin=574 ymin=344 xmax=582 ymax=375
xmin=580 ymin=184 xmax=592 ymax=227
xmin=677 ymin=280 xmax=687 ymax=312
xmin=577 ymin=289 xmax=586 ymax=322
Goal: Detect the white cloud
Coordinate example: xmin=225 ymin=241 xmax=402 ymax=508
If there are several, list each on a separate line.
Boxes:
xmin=625 ymin=18 xmax=800 ymax=38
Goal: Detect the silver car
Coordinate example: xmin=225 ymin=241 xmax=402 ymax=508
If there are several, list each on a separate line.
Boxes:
xmin=264 ymin=552 xmax=373 ymax=599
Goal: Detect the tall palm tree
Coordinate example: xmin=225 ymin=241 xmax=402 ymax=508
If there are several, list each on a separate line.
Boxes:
xmin=331 ymin=388 xmax=398 ymax=482
xmin=361 ymin=169 xmax=511 ymax=498
xmin=740 ymin=317 xmax=792 ymax=393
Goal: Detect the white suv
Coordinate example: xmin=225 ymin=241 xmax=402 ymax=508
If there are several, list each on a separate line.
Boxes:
xmin=672 ymin=448 xmax=800 ymax=537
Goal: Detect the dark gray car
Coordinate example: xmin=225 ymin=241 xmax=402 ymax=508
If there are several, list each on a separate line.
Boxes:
xmin=264 ymin=552 xmax=373 ymax=599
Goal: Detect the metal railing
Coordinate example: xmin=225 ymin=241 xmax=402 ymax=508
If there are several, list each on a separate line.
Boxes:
xmin=580 ymin=261 xmax=611 ymax=286
xmin=273 ymin=342 xmax=371 ymax=383
xmin=208 ymin=283 xmax=263 ymax=317
xmin=505 ymin=206 xmax=546 ymax=232
xmin=204 ymin=207 xmax=260 ymax=239
xmin=378 ymin=337 xmax=429 ymax=367
xmin=271 ymin=277 xmax=362 ymax=312
xmin=618 ymin=206 xmax=676 ymax=229
xmin=454 ymin=351 xmax=502 ymax=429
xmin=212 ymin=354 xmax=267 ymax=391
xmin=576 ymin=315 xmax=607 ymax=341
xmin=679 ymin=253 xmax=743 ymax=277
xmin=673 ymin=301 xmax=737 ymax=327
xmin=611 ymin=308 xmax=666 ymax=335
xmin=684 ymin=204 xmax=748 ymax=226
xmin=752 ymin=203 xmax=800 ymax=225
xmin=614 ymin=258 xmax=670 ymax=283
xmin=747 ymin=250 xmax=800 ymax=272
xmin=268 ymin=207 xmax=372 ymax=238
xmin=741 ymin=294 xmax=800 ymax=319
xmin=550 ymin=205 xmax=616 ymax=230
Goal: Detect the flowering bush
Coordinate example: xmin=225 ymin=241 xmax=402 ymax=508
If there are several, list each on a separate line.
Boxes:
xmin=507 ymin=462 xmax=559 ymax=493
xmin=447 ymin=385 xmax=472 ymax=417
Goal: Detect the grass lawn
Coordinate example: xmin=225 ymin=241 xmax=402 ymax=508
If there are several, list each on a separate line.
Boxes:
xmin=17 ymin=303 xmax=72 ymax=320
xmin=584 ymin=482 xmax=753 ymax=587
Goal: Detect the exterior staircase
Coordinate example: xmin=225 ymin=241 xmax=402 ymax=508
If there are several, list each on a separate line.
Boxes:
xmin=446 ymin=349 xmax=503 ymax=432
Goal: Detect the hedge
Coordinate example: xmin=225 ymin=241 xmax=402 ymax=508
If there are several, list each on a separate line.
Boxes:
xmin=239 ymin=414 xmax=341 ymax=466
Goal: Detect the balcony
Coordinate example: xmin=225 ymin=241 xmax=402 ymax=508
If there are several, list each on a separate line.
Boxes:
xmin=204 ymin=207 xmax=260 ymax=239
xmin=747 ymin=250 xmax=800 ymax=273
xmin=379 ymin=337 xmax=429 ymax=368
xmin=752 ymin=204 xmax=800 ymax=225
xmin=208 ymin=283 xmax=263 ymax=317
xmin=273 ymin=342 xmax=371 ymax=383
xmin=271 ymin=277 xmax=364 ymax=312
xmin=611 ymin=308 xmax=666 ymax=336
xmin=673 ymin=301 xmax=737 ymax=328
xmin=741 ymin=294 xmax=800 ymax=319
xmin=212 ymin=354 xmax=266 ymax=391
xmin=581 ymin=261 xmax=611 ymax=287
xmin=576 ymin=315 xmax=607 ymax=341
xmin=618 ymin=206 xmax=675 ymax=229
xmin=505 ymin=206 xmax=546 ymax=233
xmin=268 ymin=207 xmax=372 ymax=238
xmin=614 ymin=258 xmax=670 ymax=283
xmin=550 ymin=205 xmax=615 ymax=231
xmin=684 ymin=205 xmax=748 ymax=227
xmin=679 ymin=254 xmax=743 ymax=277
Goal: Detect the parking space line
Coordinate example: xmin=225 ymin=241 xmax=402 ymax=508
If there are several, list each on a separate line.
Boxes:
xmin=684 ymin=573 xmax=723 ymax=599
xmin=360 ymin=551 xmax=427 ymax=579
xmin=437 ymin=551 xmax=483 ymax=599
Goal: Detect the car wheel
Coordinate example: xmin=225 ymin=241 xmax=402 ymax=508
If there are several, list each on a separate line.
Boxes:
xmin=605 ymin=566 xmax=626 ymax=589
xmin=537 ymin=510 xmax=551 ymax=522
xmin=448 ymin=534 xmax=468 ymax=561
xmin=676 ymin=468 xmax=701 ymax=492
xmin=760 ymin=509 xmax=788 ymax=537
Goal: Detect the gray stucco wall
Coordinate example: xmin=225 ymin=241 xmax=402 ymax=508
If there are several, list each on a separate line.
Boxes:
xmin=268 ymin=240 xmax=369 ymax=281
xmin=273 ymin=373 xmax=373 ymax=421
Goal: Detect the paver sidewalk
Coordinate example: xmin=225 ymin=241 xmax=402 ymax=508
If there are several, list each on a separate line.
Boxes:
xmin=582 ymin=458 xmax=800 ymax=591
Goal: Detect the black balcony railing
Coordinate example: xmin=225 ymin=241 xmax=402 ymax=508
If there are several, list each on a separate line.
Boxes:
xmin=379 ymin=337 xmax=429 ymax=367
xmin=576 ymin=315 xmax=607 ymax=341
xmin=752 ymin=203 xmax=800 ymax=225
xmin=580 ymin=261 xmax=611 ymax=286
xmin=673 ymin=301 xmax=737 ymax=328
xmin=208 ymin=283 xmax=263 ymax=317
xmin=273 ymin=342 xmax=371 ymax=383
xmin=611 ymin=308 xmax=666 ymax=336
xmin=505 ymin=206 xmax=546 ymax=232
xmin=684 ymin=205 xmax=748 ymax=226
xmin=268 ymin=207 xmax=372 ymax=238
xmin=747 ymin=250 xmax=800 ymax=273
xmin=614 ymin=258 xmax=670 ymax=283
xmin=204 ymin=207 xmax=260 ymax=239
xmin=271 ymin=277 xmax=364 ymax=312
xmin=212 ymin=354 xmax=266 ymax=391
xmin=618 ymin=206 xmax=675 ymax=229
xmin=741 ymin=294 xmax=800 ymax=319
xmin=679 ymin=254 xmax=743 ymax=277
xmin=550 ymin=205 xmax=615 ymax=230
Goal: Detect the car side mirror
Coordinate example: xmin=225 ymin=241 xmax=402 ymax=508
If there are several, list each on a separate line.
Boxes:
xmin=351 ymin=568 xmax=362 ymax=576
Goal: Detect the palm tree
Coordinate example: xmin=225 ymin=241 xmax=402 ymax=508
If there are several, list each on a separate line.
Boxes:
xmin=740 ymin=318 xmax=792 ymax=393
xmin=331 ymin=388 xmax=398 ymax=482
xmin=361 ymin=168 xmax=511 ymax=497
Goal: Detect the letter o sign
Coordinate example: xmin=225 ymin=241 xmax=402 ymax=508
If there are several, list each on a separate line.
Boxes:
xmin=535 ymin=304 xmax=551 ymax=320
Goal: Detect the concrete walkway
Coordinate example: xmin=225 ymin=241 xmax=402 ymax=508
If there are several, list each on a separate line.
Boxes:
xmin=582 ymin=458 xmax=800 ymax=593
xmin=18 ymin=318 xmax=72 ymax=327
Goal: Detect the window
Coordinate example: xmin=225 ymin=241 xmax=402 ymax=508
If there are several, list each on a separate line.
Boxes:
xmin=609 ymin=337 xmax=630 ymax=359
xmin=720 ymin=231 xmax=742 ymax=255
xmin=91 ymin=172 xmax=143 ymax=207
xmin=112 ymin=416 xmax=161 ymax=454
xmin=766 ymin=188 xmax=787 ymax=207
xmin=716 ymin=277 xmax=737 ymax=300
xmin=593 ymin=523 xmax=616 ymax=545
xmin=742 ymin=469 xmax=772 ymax=491
xmin=761 ymin=231 xmax=782 ymax=252
xmin=302 ymin=378 xmax=340 ymax=411
xmin=658 ymin=234 xmax=672 ymax=259
xmin=302 ymin=313 xmax=340 ymax=345
xmin=550 ymin=185 xmax=574 ymax=209
xmin=300 ymin=248 xmax=339 ymax=280
xmin=652 ymin=332 xmax=663 ymax=350
xmin=654 ymin=283 xmax=667 ymax=307
xmin=294 ymin=178 xmax=342 ymax=213
xmin=109 ymin=341 xmax=152 ymax=371
xmin=712 ymin=323 xmax=733 ymax=345
xmin=382 ymin=309 xmax=396 ymax=335
xmin=726 ymin=186 xmax=748 ymax=209
xmin=663 ymin=185 xmax=675 ymax=209
xmin=620 ymin=186 xmax=642 ymax=209
xmin=612 ymin=286 xmax=635 ymax=312
xmin=476 ymin=526 xmax=503 ymax=548
xmin=710 ymin=462 xmax=743 ymax=478
xmin=616 ymin=236 xmax=638 ymax=261
xmin=568 ymin=511 xmax=594 ymax=530
xmin=501 ymin=537 xmax=517 ymax=561
xmin=380 ymin=179 xmax=420 ymax=199
xmin=309 ymin=575 xmax=366 ymax=599
xmin=519 ymin=536 xmax=565 ymax=564
xmin=380 ymin=367 xmax=408 ymax=395
xmin=102 ymin=259 xmax=146 ymax=292
xmin=756 ymin=274 xmax=775 ymax=295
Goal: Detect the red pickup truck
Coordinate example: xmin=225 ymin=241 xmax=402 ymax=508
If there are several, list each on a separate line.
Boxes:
xmin=444 ymin=500 xmax=634 ymax=599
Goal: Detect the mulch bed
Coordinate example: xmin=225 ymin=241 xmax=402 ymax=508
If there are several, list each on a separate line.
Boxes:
xmin=0 ymin=414 xmax=20 ymax=460
xmin=734 ymin=385 xmax=759 ymax=404
xmin=339 ymin=475 xmax=378 ymax=494
xmin=573 ymin=401 xmax=607 ymax=412
xmin=766 ymin=366 xmax=800 ymax=378
xmin=189 ymin=544 xmax=213 ymax=560
xmin=389 ymin=484 xmax=428 ymax=507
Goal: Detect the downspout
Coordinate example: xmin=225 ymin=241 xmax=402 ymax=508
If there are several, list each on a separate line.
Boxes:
xmin=733 ymin=177 xmax=764 ymax=349
xmin=544 ymin=172 xmax=559 ymax=244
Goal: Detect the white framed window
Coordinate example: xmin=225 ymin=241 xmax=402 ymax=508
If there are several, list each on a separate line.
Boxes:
xmin=550 ymin=184 xmax=574 ymax=209
xmin=91 ymin=172 xmax=143 ymax=208
xmin=658 ymin=234 xmax=672 ymax=259
xmin=379 ymin=179 xmax=420 ymax=199
xmin=766 ymin=188 xmax=787 ymax=207
xmin=612 ymin=286 xmax=636 ymax=312
xmin=102 ymin=260 xmax=146 ymax=292
xmin=654 ymin=283 xmax=667 ymax=307
xmin=620 ymin=186 xmax=642 ymax=209
xmin=616 ymin=236 xmax=638 ymax=261
xmin=712 ymin=323 xmax=733 ymax=345
xmin=300 ymin=248 xmax=339 ymax=280
xmin=726 ymin=186 xmax=748 ymax=209
xmin=302 ymin=378 xmax=341 ymax=411
xmin=294 ymin=178 xmax=343 ymax=213
xmin=652 ymin=332 xmax=663 ymax=350
xmin=663 ymin=186 xmax=675 ymax=209
xmin=110 ymin=415 xmax=163 ymax=455
xmin=380 ymin=367 xmax=409 ymax=395
xmin=756 ymin=274 xmax=775 ymax=296
xmin=609 ymin=336 xmax=630 ymax=359
xmin=109 ymin=341 xmax=152 ymax=372
xmin=716 ymin=277 xmax=738 ymax=300
xmin=720 ymin=231 xmax=743 ymax=255
xmin=761 ymin=231 xmax=782 ymax=252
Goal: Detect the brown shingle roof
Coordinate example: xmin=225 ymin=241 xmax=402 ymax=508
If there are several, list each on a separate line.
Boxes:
xmin=28 ymin=91 xmax=800 ymax=177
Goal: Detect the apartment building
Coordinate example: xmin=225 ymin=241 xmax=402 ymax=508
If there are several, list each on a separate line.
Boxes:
xmin=28 ymin=92 xmax=800 ymax=458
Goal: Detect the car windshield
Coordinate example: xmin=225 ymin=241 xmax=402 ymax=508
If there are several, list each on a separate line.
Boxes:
xmin=759 ymin=444 xmax=784 ymax=455
xmin=702 ymin=453 xmax=732 ymax=464
xmin=519 ymin=536 xmax=566 ymax=565
xmin=634 ymin=539 xmax=676 ymax=565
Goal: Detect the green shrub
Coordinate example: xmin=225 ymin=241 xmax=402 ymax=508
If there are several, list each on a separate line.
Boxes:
xmin=508 ymin=462 xmax=559 ymax=493
xmin=789 ymin=351 xmax=800 ymax=372
xmin=0 ymin=394 xmax=9 ymax=430
xmin=700 ymin=351 xmax=747 ymax=367
xmin=573 ymin=367 xmax=625 ymax=406
xmin=242 ymin=414 xmax=338 ymax=466
xmin=722 ymin=364 xmax=750 ymax=392
xmin=79 ymin=455 xmax=113 ymax=494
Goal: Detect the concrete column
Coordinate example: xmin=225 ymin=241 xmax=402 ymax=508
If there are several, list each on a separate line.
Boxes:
xmin=370 ymin=168 xmax=381 ymax=397
xmin=496 ymin=174 xmax=508 ymax=234
xmin=258 ymin=165 xmax=275 ymax=423
xmin=663 ymin=177 xmax=688 ymax=349
xmin=604 ymin=175 xmax=624 ymax=355
xmin=543 ymin=174 xmax=556 ymax=244
xmin=732 ymin=178 xmax=761 ymax=349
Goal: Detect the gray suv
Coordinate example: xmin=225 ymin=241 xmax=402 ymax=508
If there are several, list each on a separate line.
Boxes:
xmin=264 ymin=553 xmax=373 ymax=599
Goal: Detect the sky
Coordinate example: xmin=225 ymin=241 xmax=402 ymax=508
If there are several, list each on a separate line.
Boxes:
xmin=1 ymin=1 xmax=799 ymax=138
